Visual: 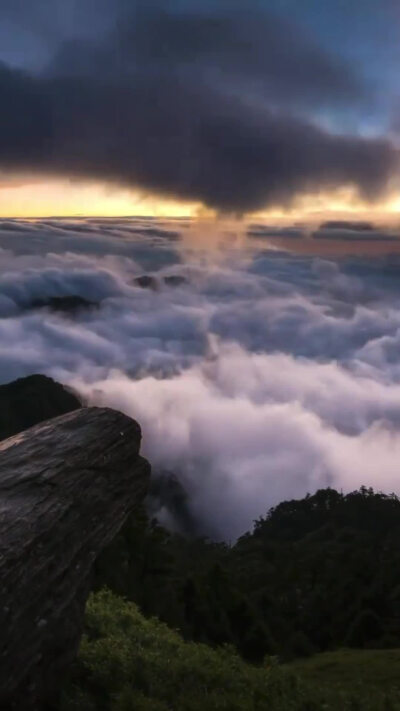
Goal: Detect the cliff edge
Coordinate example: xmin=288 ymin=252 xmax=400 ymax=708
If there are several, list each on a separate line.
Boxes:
xmin=0 ymin=406 xmax=150 ymax=710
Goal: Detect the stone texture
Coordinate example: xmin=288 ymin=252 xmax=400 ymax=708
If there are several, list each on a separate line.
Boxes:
xmin=0 ymin=406 xmax=150 ymax=710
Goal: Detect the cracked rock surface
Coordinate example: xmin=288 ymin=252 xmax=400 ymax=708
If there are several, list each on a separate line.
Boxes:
xmin=0 ymin=406 xmax=150 ymax=710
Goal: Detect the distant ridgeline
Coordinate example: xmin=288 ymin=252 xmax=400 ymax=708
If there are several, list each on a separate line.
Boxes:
xmin=3 ymin=374 xmax=400 ymax=711
xmin=0 ymin=374 xmax=81 ymax=441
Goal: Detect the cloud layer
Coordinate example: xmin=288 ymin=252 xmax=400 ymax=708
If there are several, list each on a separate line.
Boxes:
xmin=2 ymin=218 xmax=400 ymax=538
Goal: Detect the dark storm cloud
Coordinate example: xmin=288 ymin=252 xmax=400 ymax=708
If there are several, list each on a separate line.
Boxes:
xmin=0 ymin=0 xmax=114 ymax=70
xmin=0 ymin=1 xmax=398 ymax=211
xmin=50 ymin=2 xmax=364 ymax=109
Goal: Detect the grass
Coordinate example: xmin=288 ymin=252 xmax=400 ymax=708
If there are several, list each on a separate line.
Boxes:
xmin=60 ymin=589 xmax=317 ymax=711
xmin=60 ymin=590 xmax=400 ymax=710
xmin=286 ymin=649 xmax=400 ymax=709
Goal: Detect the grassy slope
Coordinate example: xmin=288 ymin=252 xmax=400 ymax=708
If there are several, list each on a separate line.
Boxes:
xmin=287 ymin=649 xmax=400 ymax=709
xmin=60 ymin=590 xmax=316 ymax=711
xmin=60 ymin=590 xmax=400 ymax=711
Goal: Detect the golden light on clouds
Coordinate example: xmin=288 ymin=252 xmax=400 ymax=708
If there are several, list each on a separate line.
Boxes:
xmin=0 ymin=175 xmax=400 ymax=223
xmin=253 ymin=186 xmax=400 ymax=224
xmin=0 ymin=176 xmax=199 ymax=219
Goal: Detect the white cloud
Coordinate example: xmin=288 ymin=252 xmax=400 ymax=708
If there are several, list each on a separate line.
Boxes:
xmin=1 ymin=218 xmax=400 ymax=538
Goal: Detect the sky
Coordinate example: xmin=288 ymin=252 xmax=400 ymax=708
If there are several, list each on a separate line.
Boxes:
xmin=1 ymin=0 xmax=400 ymax=217
xmin=3 ymin=3 xmax=400 ymax=537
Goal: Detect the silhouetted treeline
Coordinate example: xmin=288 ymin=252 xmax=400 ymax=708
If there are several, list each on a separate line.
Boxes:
xmin=94 ymin=486 xmax=400 ymax=662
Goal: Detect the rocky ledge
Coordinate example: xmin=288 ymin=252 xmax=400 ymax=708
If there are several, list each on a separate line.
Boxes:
xmin=0 ymin=406 xmax=150 ymax=710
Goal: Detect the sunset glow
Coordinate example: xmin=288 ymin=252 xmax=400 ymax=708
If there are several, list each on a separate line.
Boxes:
xmin=1 ymin=177 xmax=400 ymax=224
xmin=4 ymin=4 xmax=400 ymax=702
xmin=0 ymin=177 xmax=199 ymax=219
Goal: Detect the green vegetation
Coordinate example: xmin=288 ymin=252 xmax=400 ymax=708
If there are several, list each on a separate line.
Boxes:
xmin=60 ymin=591 xmax=400 ymax=711
xmin=94 ymin=486 xmax=400 ymax=662
xmin=287 ymin=649 xmax=400 ymax=710
xmin=60 ymin=589 xmax=313 ymax=711
xmin=60 ymin=487 xmax=400 ymax=709
xmin=6 ymin=377 xmax=400 ymax=707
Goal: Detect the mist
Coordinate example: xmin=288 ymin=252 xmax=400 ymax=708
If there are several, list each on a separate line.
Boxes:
xmin=2 ymin=217 xmax=400 ymax=538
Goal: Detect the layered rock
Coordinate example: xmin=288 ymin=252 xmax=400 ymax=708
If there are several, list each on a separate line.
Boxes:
xmin=0 ymin=406 xmax=150 ymax=710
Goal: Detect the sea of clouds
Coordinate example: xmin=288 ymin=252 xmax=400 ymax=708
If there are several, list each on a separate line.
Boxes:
xmin=2 ymin=217 xmax=400 ymax=539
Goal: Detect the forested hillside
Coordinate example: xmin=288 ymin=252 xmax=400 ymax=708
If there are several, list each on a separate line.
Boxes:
xmin=4 ymin=374 xmax=400 ymax=708
xmin=94 ymin=486 xmax=400 ymax=662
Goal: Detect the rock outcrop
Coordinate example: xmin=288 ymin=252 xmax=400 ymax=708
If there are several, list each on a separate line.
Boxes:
xmin=0 ymin=406 xmax=150 ymax=710
xmin=0 ymin=374 xmax=81 ymax=441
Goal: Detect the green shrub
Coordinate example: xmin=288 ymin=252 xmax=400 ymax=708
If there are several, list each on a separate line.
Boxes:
xmin=60 ymin=589 xmax=324 ymax=711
